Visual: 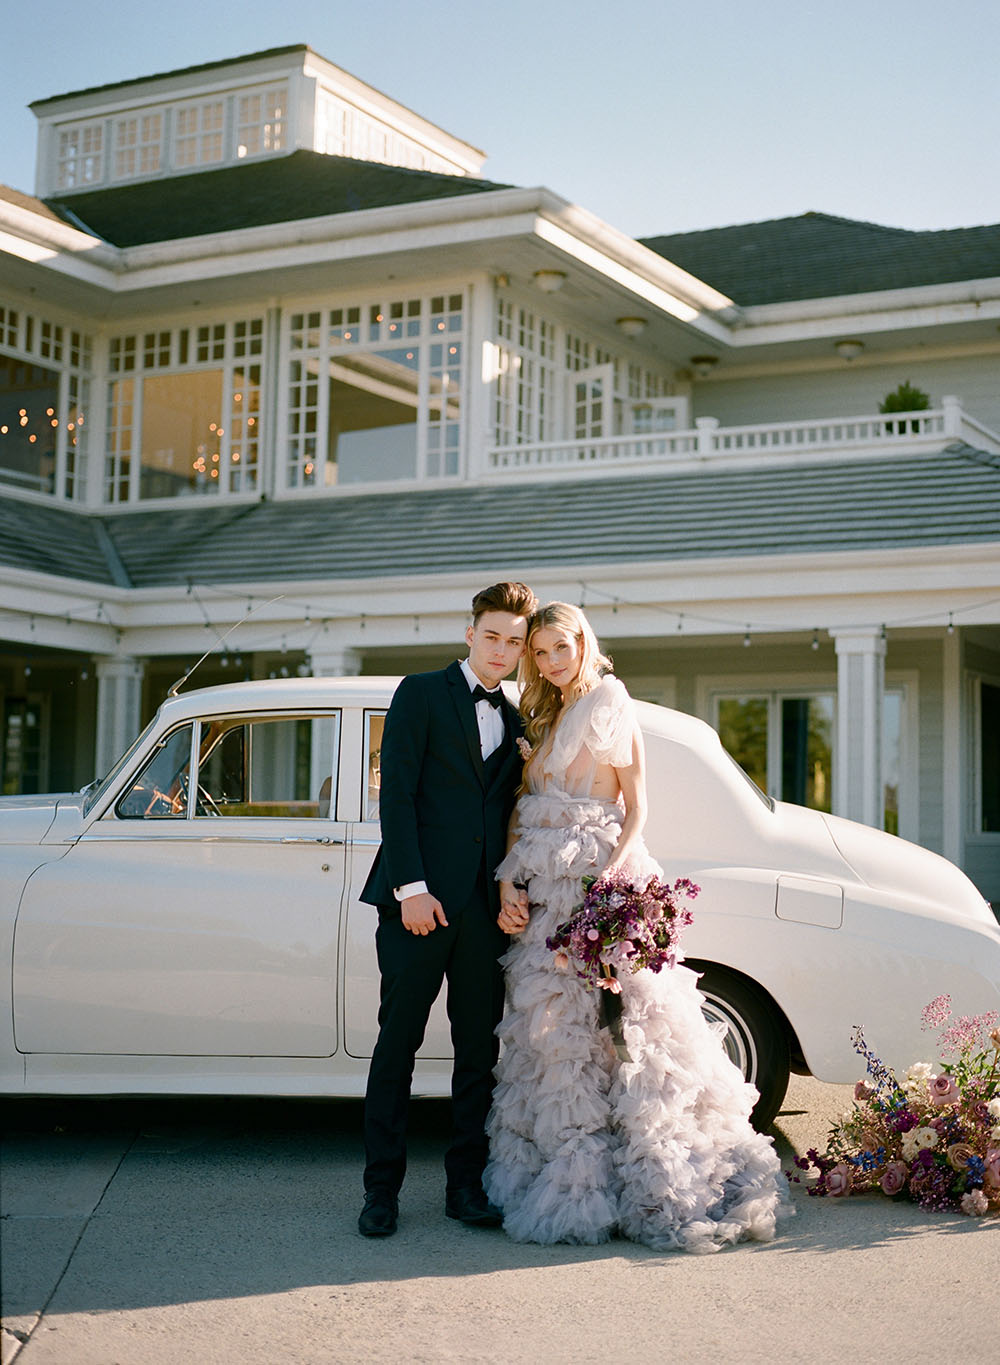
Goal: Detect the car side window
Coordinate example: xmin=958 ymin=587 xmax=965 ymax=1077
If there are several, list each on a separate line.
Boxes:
xmin=365 ymin=711 xmax=385 ymax=820
xmin=196 ymin=713 xmax=340 ymax=818
xmin=116 ymin=725 xmax=194 ymax=819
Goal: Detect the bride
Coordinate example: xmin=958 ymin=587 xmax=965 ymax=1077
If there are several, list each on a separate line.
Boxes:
xmin=484 ymin=602 xmax=791 ymax=1253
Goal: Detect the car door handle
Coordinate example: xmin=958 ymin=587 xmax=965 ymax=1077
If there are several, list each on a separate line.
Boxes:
xmin=280 ymin=835 xmax=346 ymax=846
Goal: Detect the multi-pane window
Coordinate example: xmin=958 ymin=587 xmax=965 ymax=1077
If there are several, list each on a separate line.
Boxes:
xmin=713 ymin=688 xmax=905 ymax=833
xmin=174 ymin=101 xmax=225 ymax=169
xmin=314 ymin=90 xmax=461 ymax=173
xmin=0 ymin=308 xmax=91 ymax=500
xmin=114 ymin=112 xmax=163 ymax=180
xmin=56 ymin=122 xmax=104 ymax=189
xmin=237 ymin=87 xmax=285 ymax=158
xmin=105 ymin=318 xmax=264 ymax=502
xmin=284 ymin=293 xmax=465 ymax=487
xmin=494 ymin=301 xmax=556 ymax=447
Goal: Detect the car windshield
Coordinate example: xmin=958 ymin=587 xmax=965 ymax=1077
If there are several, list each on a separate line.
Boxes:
xmin=82 ymin=715 xmax=159 ymax=816
xmin=725 ymin=751 xmax=774 ymax=811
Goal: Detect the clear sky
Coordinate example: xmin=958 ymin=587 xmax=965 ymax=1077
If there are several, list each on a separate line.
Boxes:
xmin=3 ymin=0 xmax=998 ymax=237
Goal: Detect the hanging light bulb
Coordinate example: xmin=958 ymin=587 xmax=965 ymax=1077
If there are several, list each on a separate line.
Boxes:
xmin=811 ymin=629 xmax=820 ymax=651
xmin=743 ymin=627 xmax=751 ymax=648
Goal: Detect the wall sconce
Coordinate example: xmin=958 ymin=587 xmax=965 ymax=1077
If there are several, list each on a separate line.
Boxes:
xmin=615 ymin=316 xmax=647 ymax=338
xmin=533 ymin=269 xmax=567 ymax=293
xmin=689 ymin=355 xmax=719 ymax=378
xmin=835 ymin=339 xmax=865 ymax=361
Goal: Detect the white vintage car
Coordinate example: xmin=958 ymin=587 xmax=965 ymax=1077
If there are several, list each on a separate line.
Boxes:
xmin=2 ymin=676 xmax=997 ymax=1129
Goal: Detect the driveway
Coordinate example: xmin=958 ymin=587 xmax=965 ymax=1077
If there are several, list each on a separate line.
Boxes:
xmin=2 ymin=1077 xmax=995 ymax=1364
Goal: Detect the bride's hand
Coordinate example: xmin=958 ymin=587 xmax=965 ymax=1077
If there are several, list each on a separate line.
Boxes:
xmin=498 ymin=880 xmax=529 ymax=934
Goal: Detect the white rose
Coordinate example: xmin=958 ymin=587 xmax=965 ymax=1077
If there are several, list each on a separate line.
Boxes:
xmin=987 ymin=1097 xmax=1000 ymax=1119
xmin=915 ymin=1126 xmax=940 ymax=1150
xmin=903 ymin=1062 xmax=934 ymax=1096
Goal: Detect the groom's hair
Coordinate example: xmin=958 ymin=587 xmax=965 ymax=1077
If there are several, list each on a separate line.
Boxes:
xmin=471 ymin=581 xmax=537 ymax=624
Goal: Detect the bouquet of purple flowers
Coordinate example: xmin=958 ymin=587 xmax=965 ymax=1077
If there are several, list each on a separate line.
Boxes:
xmin=545 ymin=868 xmax=699 ymax=1060
xmin=546 ymin=867 xmax=699 ymax=990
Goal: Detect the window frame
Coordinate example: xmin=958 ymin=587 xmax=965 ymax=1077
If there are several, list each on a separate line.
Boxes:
xmin=970 ymin=672 xmax=1000 ymax=840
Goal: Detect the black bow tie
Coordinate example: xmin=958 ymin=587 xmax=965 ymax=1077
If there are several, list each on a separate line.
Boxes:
xmin=472 ymin=684 xmax=503 ymax=709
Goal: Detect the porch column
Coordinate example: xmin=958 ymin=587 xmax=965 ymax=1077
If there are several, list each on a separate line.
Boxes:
xmin=308 ymin=645 xmax=361 ymax=677
xmin=831 ymin=628 xmax=886 ymax=828
xmin=95 ymin=655 xmax=144 ymax=776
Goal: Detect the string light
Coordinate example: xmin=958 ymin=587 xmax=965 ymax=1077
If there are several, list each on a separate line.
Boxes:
xmin=743 ymin=626 xmax=751 ymax=648
xmin=811 ymin=629 xmax=820 ymax=651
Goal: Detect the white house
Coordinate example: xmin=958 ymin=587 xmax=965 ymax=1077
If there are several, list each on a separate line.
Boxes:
xmin=1 ymin=44 xmax=999 ymax=901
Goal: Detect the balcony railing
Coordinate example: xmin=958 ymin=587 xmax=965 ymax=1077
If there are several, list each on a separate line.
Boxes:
xmin=487 ymin=396 xmax=1000 ymax=476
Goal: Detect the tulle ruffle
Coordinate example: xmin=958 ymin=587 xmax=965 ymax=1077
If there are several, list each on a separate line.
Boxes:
xmin=485 ymin=799 xmax=792 ymax=1254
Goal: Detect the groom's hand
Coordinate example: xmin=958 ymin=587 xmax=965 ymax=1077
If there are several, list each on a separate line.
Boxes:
xmin=498 ymin=882 xmax=529 ymax=935
xmin=401 ymin=891 xmax=448 ymax=935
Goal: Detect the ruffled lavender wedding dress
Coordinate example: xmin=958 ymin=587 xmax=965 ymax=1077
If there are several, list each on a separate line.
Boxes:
xmin=484 ymin=676 xmax=791 ymax=1253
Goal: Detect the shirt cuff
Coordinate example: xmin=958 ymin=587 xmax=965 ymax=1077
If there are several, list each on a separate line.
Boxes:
xmin=395 ymin=880 xmax=429 ymax=901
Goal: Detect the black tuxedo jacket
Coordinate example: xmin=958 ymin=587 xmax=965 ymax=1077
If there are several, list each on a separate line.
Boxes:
xmin=360 ymin=660 xmax=524 ymax=917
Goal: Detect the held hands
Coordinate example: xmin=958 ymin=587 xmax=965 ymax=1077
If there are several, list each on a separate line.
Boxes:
xmin=401 ymin=892 xmax=448 ymax=935
xmin=498 ymin=880 xmax=529 ymax=935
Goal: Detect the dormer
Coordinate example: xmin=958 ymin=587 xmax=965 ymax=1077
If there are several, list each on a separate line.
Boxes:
xmin=30 ymin=43 xmax=486 ymax=198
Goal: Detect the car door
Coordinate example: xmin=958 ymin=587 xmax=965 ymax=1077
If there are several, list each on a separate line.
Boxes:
xmin=13 ymin=709 xmax=347 ymax=1058
xmin=341 ymin=706 xmax=452 ymax=1059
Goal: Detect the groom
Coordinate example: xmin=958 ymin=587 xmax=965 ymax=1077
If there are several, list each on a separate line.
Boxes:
xmin=358 ymin=580 xmax=537 ymax=1237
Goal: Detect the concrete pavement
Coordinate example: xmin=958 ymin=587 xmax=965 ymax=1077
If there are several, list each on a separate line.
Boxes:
xmin=2 ymin=1078 xmax=996 ymax=1364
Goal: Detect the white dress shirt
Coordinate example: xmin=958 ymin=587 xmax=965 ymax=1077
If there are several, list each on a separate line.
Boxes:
xmin=394 ymin=660 xmax=504 ymax=903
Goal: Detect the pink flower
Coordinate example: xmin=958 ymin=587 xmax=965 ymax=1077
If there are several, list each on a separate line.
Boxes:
xmin=880 ymin=1161 xmax=908 ymax=1196
xmin=960 ymin=1189 xmax=989 ymax=1217
xmin=596 ymin=976 xmax=622 ymax=994
xmin=516 ymin=737 xmax=532 ymax=761
xmin=921 ymin=994 xmax=952 ymax=1029
xmin=586 ymin=929 xmax=600 ymax=942
xmin=989 ymin=1027 xmax=1000 ymax=1051
xmin=553 ymin=950 xmax=570 ymax=971
xmin=984 ymin=1149 xmax=1000 ymax=1190
xmin=826 ymin=1164 xmax=854 ymax=1197
xmin=928 ymin=1073 xmax=960 ymax=1106
xmin=854 ymin=1081 xmax=874 ymax=1102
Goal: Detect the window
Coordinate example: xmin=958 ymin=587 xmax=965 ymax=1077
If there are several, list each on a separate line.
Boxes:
xmin=284 ymin=293 xmax=464 ymax=487
xmin=365 ymin=712 xmax=385 ymax=819
xmin=105 ymin=319 xmax=264 ymax=501
xmin=237 ymin=87 xmax=285 ymax=158
xmin=0 ymin=357 xmax=60 ymax=494
xmin=0 ymin=311 xmax=91 ymax=501
xmin=2 ymin=696 xmax=48 ymax=795
xmin=976 ymin=679 xmax=1000 ymax=834
xmin=713 ymin=688 xmax=905 ymax=832
xmin=116 ymin=715 xmax=341 ymax=820
xmin=114 ymin=112 xmax=163 ymax=179
xmin=174 ymin=101 xmax=224 ymax=168
xmin=56 ymin=122 xmax=104 ymax=188
xmin=494 ymin=301 xmax=556 ymax=447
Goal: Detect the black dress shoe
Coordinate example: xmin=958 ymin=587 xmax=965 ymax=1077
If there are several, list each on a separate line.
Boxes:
xmin=358 ymin=1190 xmax=398 ymax=1237
xmin=445 ymin=1186 xmax=503 ymax=1227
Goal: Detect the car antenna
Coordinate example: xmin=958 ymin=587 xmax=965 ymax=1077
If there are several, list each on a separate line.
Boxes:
xmin=166 ymin=594 xmax=286 ymax=697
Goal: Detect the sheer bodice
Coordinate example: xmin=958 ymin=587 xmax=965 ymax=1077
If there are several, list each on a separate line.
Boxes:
xmin=524 ymin=674 xmax=636 ymax=800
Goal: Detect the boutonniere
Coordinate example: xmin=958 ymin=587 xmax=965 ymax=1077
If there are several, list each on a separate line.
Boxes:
xmin=516 ymin=737 xmax=532 ymax=761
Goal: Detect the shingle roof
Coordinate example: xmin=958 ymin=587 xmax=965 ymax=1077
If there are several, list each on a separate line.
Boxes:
xmin=44 ymin=151 xmax=512 ymax=248
xmin=640 ymin=212 xmax=1000 ymax=305
xmin=2 ymin=446 xmax=998 ymax=590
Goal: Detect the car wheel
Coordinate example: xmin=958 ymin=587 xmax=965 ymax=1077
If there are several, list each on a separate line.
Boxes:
xmin=695 ymin=967 xmax=790 ymax=1131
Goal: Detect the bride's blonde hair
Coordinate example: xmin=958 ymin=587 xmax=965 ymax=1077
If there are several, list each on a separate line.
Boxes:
xmin=518 ymin=602 xmax=612 ymax=748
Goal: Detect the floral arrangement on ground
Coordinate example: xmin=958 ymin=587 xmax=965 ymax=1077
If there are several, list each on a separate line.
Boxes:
xmin=545 ymin=867 xmax=699 ymax=992
xmin=791 ymin=995 xmax=1000 ymax=1216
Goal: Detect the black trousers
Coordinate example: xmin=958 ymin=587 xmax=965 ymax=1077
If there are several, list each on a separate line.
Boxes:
xmin=362 ymin=867 xmax=507 ymax=1195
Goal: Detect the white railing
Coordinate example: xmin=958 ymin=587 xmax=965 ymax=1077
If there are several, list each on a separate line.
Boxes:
xmin=487 ymin=396 xmax=1000 ymax=475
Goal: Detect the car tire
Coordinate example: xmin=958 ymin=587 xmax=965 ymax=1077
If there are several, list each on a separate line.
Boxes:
xmin=694 ymin=966 xmax=791 ymax=1132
